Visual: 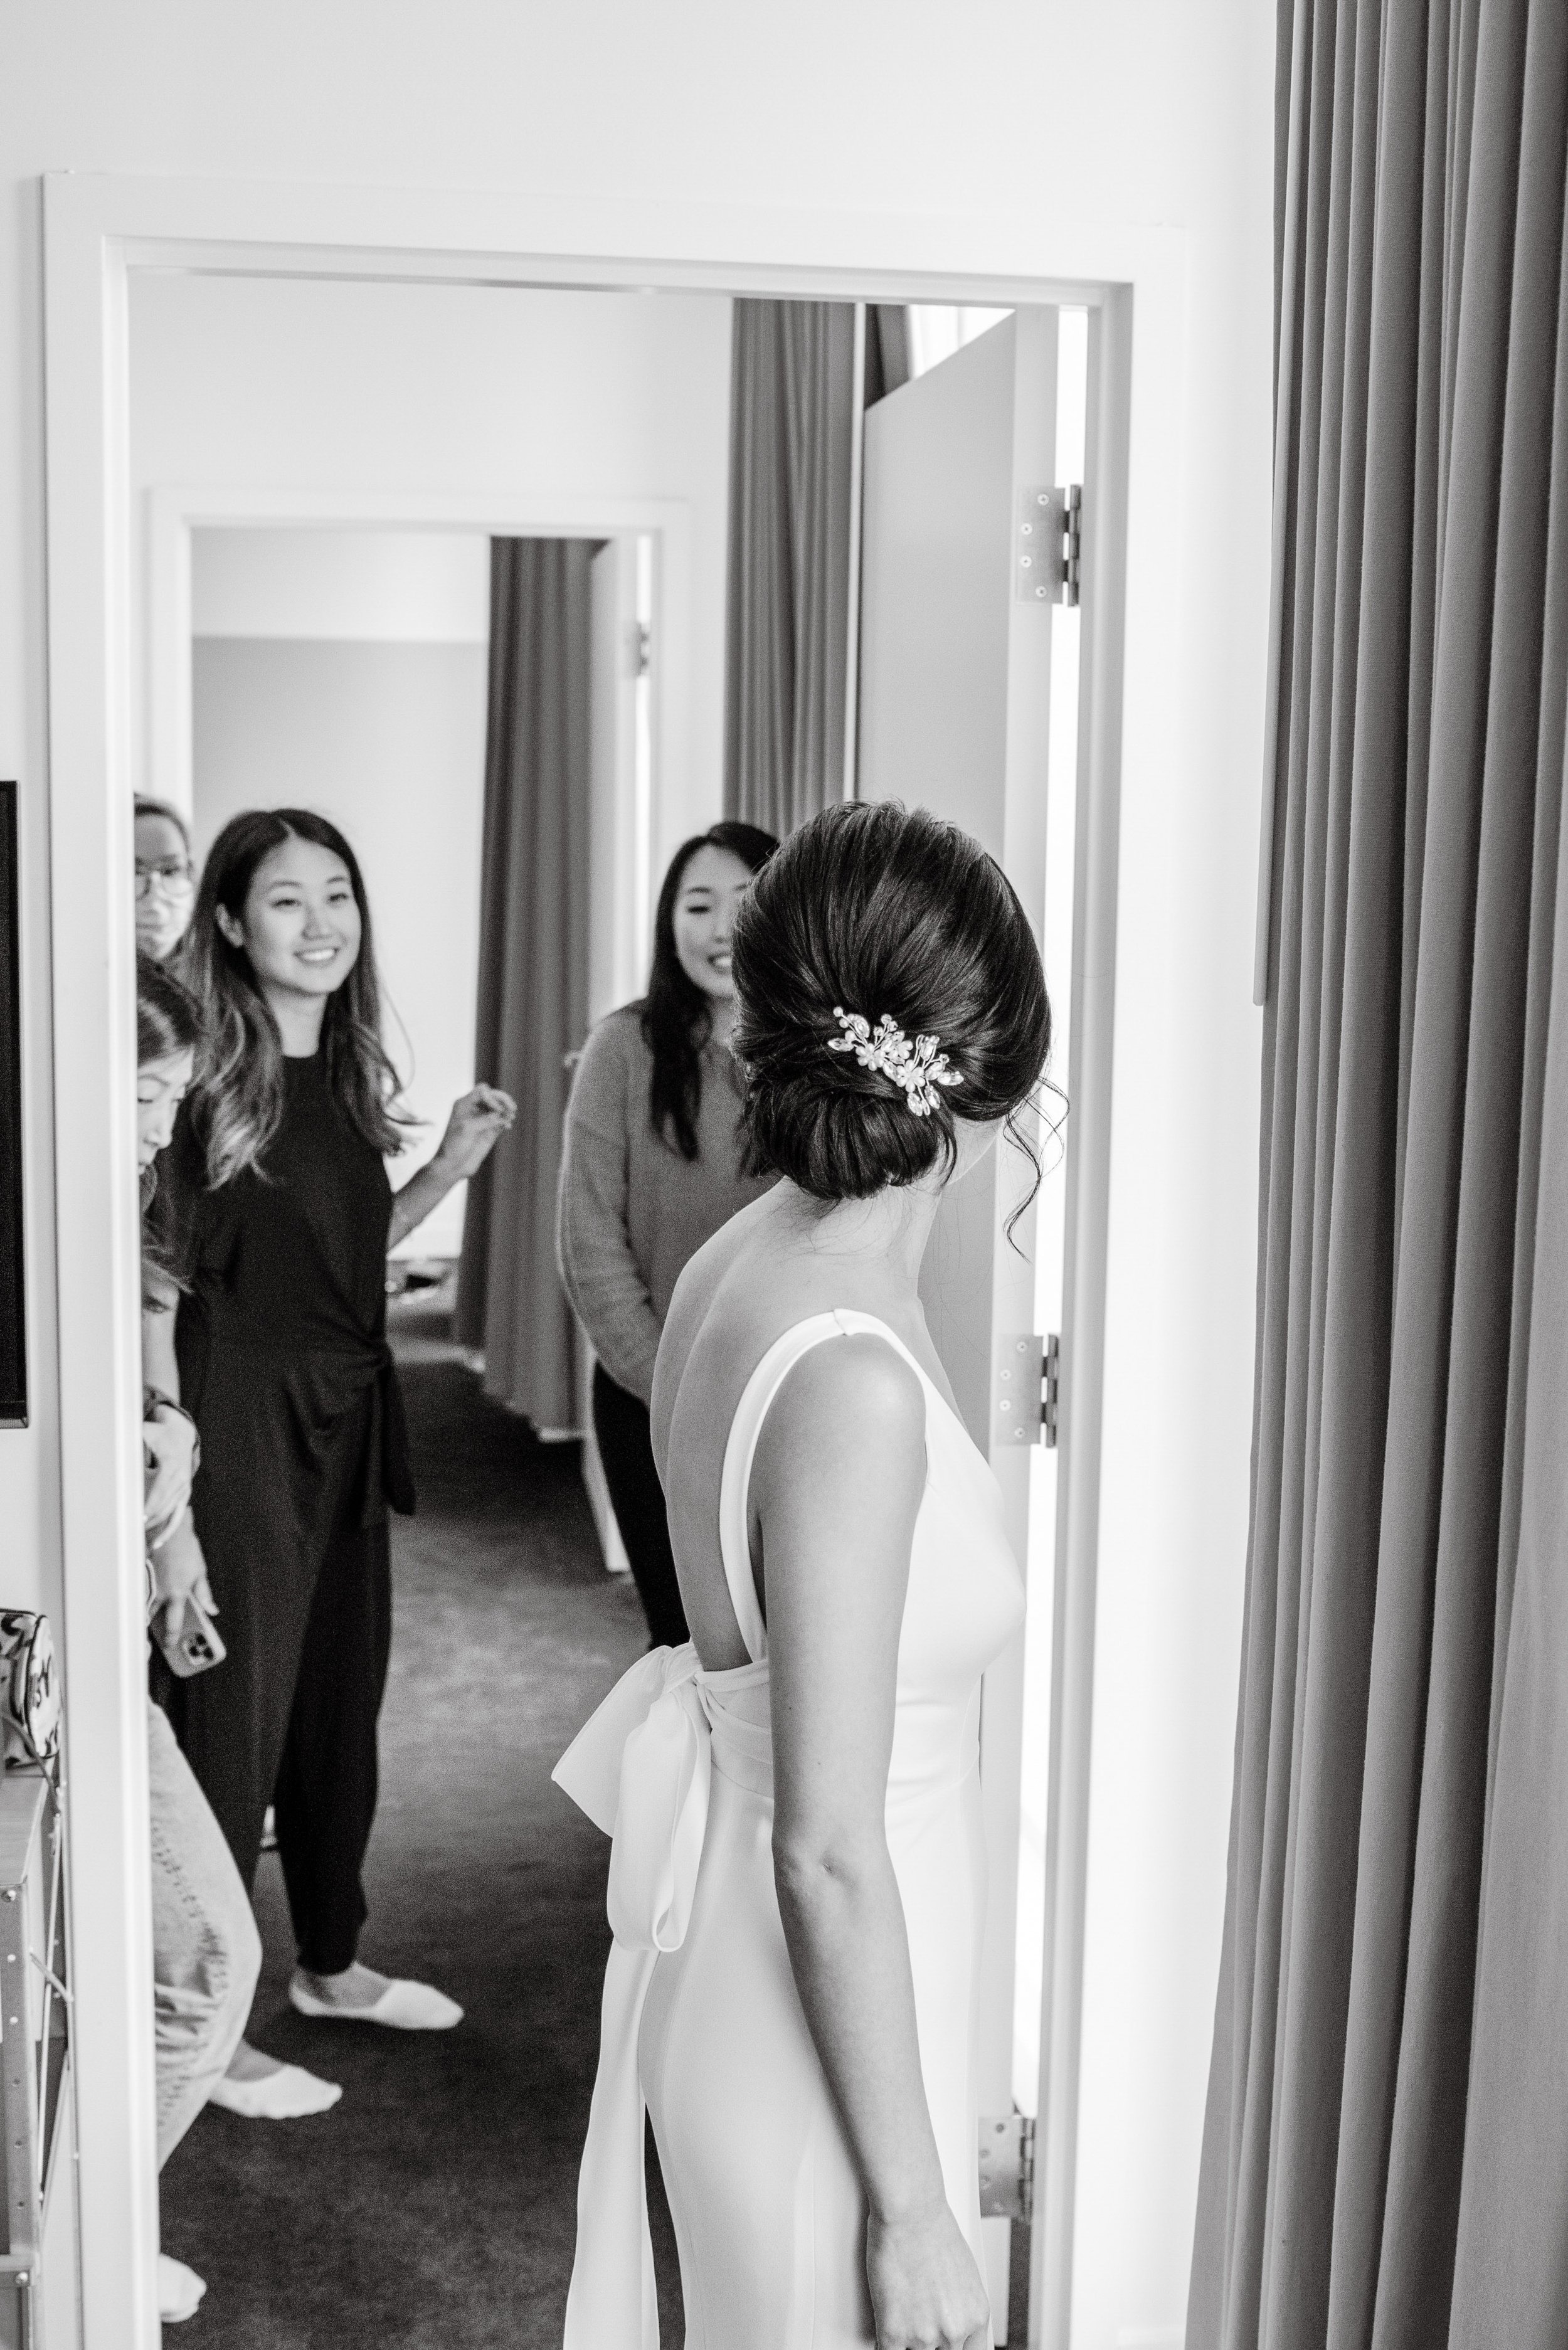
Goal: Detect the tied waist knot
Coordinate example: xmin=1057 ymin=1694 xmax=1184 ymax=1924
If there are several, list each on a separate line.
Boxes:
xmin=552 ymin=1641 xmax=763 ymax=2348
xmin=551 ymin=1643 xmax=714 ymax=2347
xmin=553 ymin=1642 xmax=712 ymax=1954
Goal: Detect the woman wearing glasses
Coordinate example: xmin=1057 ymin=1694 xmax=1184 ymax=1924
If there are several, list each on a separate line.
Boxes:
xmin=135 ymin=797 xmax=198 ymax=965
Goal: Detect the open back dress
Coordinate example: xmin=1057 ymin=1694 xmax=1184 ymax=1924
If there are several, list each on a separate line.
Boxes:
xmin=553 ymin=1308 xmax=1023 ymax=2348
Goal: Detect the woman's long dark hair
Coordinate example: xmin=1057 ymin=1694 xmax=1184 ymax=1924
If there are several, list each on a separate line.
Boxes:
xmin=641 ymin=821 xmax=778 ymax=1159
xmin=183 ymin=808 xmax=409 ymax=1188
xmin=137 ymin=951 xmax=204 ymax=1295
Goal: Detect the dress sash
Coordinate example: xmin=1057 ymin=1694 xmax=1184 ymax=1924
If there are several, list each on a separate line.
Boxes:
xmin=553 ymin=1641 xmax=754 ymax=2347
xmin=553 ymin=1313 xmax=931 ymax=2344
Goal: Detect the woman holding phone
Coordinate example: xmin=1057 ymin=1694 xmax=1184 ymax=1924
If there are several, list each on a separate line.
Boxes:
xmin=151 ymin=808 xmax=513 ymax=2112
xmin=137 ymin=951 xmax=263 ymax=2326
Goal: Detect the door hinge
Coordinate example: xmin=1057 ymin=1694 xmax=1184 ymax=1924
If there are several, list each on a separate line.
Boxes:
xmin=978 ymin=2112 xmax=1036 ymax=2221
xmin=628 ymin=621 xmax=652 ymax=678
xmin=992 ymin=1332 xmax=1061 ymax=1450
xmin=1016 ymin=484 xmax=1082 ymax=608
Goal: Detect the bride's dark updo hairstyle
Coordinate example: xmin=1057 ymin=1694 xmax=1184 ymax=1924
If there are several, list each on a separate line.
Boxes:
xmin=731 ymin=800 xmax=1051 ymax=1200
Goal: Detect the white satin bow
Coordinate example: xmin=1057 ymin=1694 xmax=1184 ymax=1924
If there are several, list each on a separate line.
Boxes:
xmin=551 ymin=1642 xmax=714 ymax=2347
xmin=553 ymin=1640 xmax=712 ymax=1954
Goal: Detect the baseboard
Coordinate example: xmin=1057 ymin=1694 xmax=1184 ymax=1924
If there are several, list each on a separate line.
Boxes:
xmin=581 ymin=1421 xmax=630 ymax=1574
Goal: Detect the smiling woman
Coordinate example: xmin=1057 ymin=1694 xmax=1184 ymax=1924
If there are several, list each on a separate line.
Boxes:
xmin=556 ymin=820 xmax=778 ymax=1646
xmin=146 ymin=807 xmax=514 ymax=2119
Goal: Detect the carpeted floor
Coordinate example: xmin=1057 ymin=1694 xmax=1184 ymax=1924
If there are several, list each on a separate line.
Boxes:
xmin=160 ymin=1289 xmax=684 ymax=2344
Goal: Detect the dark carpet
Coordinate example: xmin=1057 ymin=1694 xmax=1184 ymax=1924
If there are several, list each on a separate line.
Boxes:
xmin=161 ymin=1292 xmax=684 ymax=2345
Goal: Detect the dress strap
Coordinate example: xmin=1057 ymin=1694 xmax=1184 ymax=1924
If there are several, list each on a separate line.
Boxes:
xmin=716 ymin=1309 xmax=931 ymax=1663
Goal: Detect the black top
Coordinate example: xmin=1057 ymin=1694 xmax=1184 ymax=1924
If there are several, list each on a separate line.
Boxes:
xmin=168 ymin=1052 xmax=413 ymax=1527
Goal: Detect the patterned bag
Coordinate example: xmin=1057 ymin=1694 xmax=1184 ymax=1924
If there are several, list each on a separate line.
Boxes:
xmin=0 ymin=1611 xmax=61 ymax=1767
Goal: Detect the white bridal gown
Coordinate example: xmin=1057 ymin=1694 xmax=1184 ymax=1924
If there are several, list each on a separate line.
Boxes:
xmin=553 ymin=1309 xmax=1024 ymax=2349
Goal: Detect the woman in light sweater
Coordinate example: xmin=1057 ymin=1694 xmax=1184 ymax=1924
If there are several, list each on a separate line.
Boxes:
xmin=558 ymin=820 xmax=778 ymax=1646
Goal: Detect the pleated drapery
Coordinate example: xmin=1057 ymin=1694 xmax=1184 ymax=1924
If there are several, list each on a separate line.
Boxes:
xmin=455 ymin=539 xmax=594 ymax=1432
xmin=1188 ymin=0 xmax=1568 ymax=2344
xmin=864 ymin=305 xmax=912 ymax=408
xmin=722 ymin=302 xmax=908 ymax=836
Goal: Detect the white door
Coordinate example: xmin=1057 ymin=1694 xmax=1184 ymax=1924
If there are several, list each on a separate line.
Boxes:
xmin=857 ymin=306 xmax=1079 ymax=2340
xmin=587 ymin=534 xmax=647 ymax=1027
xmin=580 ymin=534 xmax=650 ymax=1570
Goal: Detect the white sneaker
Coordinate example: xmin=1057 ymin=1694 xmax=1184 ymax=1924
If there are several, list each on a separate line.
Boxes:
xmin=289 ymin=1971 xmax=464 ymax=2030
xmin=158 ymin=2253 xmax=206 ymax=2323
xmin=207 ymin=2060 xmax=342 ymax=2118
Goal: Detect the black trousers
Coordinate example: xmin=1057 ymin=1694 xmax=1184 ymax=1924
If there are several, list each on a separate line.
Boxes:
xmin=272 ymin=1513 xmax=392 ymax=1974
xmin=166 ymin=1385 xmax=393 ymax=1977
xmin=591 ymin=1365 xmax=689 ymax=1649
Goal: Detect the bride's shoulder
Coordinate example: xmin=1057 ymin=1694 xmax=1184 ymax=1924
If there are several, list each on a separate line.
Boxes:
xmin=759 ymin=1328 xmax=924 ymax=1459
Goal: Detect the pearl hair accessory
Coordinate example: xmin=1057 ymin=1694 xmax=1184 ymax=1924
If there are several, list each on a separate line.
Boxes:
xmin=827 ymin=1008 xmax=963 ymax=1118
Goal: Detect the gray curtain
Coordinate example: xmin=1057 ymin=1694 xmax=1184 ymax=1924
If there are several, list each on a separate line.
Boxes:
xmin=455 ymin=539 xmax=594 ymax=1431
xmin=1188 ymin=1 xmax=1568 ymax=2346
xmin=865 ymin=305 xmax=912 ymax=408
xmin=723 ymin=302 xmax=907 ymax=835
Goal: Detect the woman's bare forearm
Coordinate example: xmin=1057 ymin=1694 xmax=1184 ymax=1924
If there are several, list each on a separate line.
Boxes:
xmin=390 ymin=1086 xmax=514 ymax=1251
xmin=775 ymin=1838 xmax=949 ymax=2225
xmin=388 ymin=1156 xmax=456 ymax=1251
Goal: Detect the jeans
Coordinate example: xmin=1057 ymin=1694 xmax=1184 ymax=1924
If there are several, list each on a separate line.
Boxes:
xmin=148 ymin=1700 xmax=262 ymax=2166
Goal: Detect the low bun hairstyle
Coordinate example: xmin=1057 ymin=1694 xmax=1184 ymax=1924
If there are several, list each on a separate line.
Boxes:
xmin=731 ymin=800 xmax=1051 ymax=1202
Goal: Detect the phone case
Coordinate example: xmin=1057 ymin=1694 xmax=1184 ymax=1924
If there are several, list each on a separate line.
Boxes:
xmin=154 ymin=1596 xmax=228 ymax=1680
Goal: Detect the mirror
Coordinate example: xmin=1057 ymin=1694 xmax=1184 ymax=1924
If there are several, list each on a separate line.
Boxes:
xmin=125 ymin=267 xmax=1078 ymax=2347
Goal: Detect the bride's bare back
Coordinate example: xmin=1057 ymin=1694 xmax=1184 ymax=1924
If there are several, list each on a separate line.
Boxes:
xmin=559 ymin=802 xmax=1049 ymax=2350
xmin=650 ymin=1180 xmax=960 ymax=1674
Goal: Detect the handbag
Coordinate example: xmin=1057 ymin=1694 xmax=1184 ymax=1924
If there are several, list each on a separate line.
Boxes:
xmin=0 ymin=1611 xmax=61 ymax=1767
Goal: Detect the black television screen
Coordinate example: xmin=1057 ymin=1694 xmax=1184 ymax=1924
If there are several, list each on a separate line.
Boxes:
xmin=0 ymin=783 xmax=24 ymax=1427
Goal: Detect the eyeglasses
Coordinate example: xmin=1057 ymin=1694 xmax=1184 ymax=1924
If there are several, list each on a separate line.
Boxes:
xmin=134 ymin=860 xmax=194 ymax=901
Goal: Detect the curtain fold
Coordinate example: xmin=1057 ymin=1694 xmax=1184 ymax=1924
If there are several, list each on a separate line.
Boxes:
xmin=455 ymin=538 xmax=594 ymax=1431
xmin=864 ymin=305 xmax=912 ymax=407
xmin=723 ymin=299 xmax=896 ymax=835
xmin=1189 ymin=1 xmax=1568 ymax=2345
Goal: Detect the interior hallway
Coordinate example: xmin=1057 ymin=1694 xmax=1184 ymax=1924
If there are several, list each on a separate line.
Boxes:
xmin=159 ymin=1281 xmax=683 ymax=2345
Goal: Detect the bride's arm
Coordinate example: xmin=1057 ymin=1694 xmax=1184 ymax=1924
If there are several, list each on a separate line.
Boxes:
xmin=756 ymin=1333 xmax=988 ymax=2347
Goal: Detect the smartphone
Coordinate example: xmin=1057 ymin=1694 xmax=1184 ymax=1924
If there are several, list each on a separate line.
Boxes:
xmin=153 ymin=1594 xmax=227 ymax=1680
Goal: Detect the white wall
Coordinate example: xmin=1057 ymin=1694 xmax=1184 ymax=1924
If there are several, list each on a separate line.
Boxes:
xmin=193 ymin=525 xmax=492 ymax=645
xmin=190 ymin=526 xmax=490 ymax=1260
xmin=128 ymin=275 xmax=734 ymax=882
xmin=192 ymin=648 xmax=487 ymax=1259
xmin=3 ymin=9 xmax=1274 ymax=2349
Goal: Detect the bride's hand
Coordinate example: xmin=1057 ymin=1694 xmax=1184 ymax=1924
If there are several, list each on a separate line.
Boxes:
xmin=867 ymin=2203 xmax=990 ymax=2350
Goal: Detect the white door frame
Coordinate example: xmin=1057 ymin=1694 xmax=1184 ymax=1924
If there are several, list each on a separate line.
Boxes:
xmin=41 ymin=169 xmax=1152 ymax=2349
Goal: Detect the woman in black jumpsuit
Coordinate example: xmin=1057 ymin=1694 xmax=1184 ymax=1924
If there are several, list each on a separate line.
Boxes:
xmin=155 ymin=808 xmax=512 ymax=2111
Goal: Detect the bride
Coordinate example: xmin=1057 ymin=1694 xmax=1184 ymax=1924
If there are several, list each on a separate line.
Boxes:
xmin=554 ymin=799 xmax=1052 ymax=2350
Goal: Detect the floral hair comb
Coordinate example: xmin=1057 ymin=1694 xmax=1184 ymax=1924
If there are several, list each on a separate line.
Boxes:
xmin=827 ymin=1008 xmax=963 ymax=1118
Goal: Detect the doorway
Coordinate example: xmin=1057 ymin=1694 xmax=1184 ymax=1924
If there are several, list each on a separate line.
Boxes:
xmin=43 ymin=183 xmax=1133 ymax=2350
